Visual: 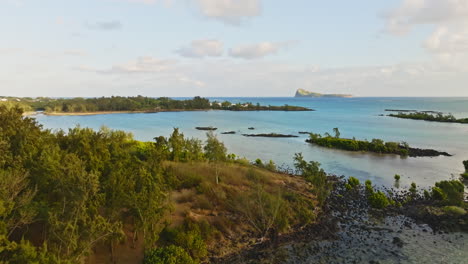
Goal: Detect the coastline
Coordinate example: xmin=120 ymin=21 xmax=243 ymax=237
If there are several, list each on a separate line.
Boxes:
xmin=24 ymin=108 xmax=312 ymax=116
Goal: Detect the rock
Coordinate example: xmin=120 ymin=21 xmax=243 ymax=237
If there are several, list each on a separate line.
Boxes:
xmin=242 ymin=133 xmax=299 ymax=138
xmin=392 ymin=237 xmax=404 ymax=248
xmin=195 ymin=126 xmax=217 ymax=131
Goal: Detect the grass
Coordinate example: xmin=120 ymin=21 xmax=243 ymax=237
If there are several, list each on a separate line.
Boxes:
xmin=161 ymin=161 xmax=318 ymax=258
xmin=443 ymin=206 xmax=466 ymax=216
xmin=461 ymin=172 xmax=468 ymax=180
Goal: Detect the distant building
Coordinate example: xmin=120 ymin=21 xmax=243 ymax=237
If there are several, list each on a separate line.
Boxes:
xmin=0 ymin=98 xmax=7 ymax=102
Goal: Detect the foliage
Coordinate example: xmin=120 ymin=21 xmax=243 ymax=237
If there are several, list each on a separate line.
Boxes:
xmin=232 ymin=183 xmax=288 ymax=239
xmin=5 ymin=96 xmax=310 ymax=114
xmin=368 ymin=191 xmax=390 ymax=209
xmin=204 ymin=132 xmax=227 ymax=185
xmin=409 ymin=182 xmax=417 ymax=195
xmin=347 ymin=177 xmax=360 ymax=189
xmin=0 ymin=106 xmax=168 ymax=262
xmin=307 ymin=131 xmax=409 ymax=157
xmin=293 ymin=153 xmax=331 ymax=206
xmin=394 ymin=174 xmax=401 ymax=181
xmin=159 ymin=219 xmax=210 ymax=261
xmin=143 ymin=245 xmax=195 ymax=264
xmin=365 ymin=180 xmax=373 ymax=193
xmin=433 ymin=180 xmax=465 ymax=206
xmin=0 ymin=106 xmax=321 ymax=262
xmin=389 ymin=112 xmax=468 ymax=124
xmin=442 ymin=206 xmax=466 ymax=216
xmin=431 ymin=187 xmax=446 ymax=201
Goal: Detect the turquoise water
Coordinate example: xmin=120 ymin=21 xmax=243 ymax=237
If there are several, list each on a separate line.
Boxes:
xmin=34 ymin=97 xmax=468 ymax=188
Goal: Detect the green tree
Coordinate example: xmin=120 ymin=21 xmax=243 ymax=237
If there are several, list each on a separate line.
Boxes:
xmin=293 ymin=153 xmax=331 ymax=205
xmin=168 ymin=128 xmax=185 ymax=162
xmin=333 ymin=127 xmax=341 ymax=138
xmin=204 ymin=132 xmax=227 ymax=184
xmin=143 ymin=245 xmax=195 ymax=264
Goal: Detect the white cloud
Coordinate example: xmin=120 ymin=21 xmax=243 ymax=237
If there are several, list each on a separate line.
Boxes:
xmin=384 ymin=0 xmax=468 ymax=35
xmin=176 ymin=39 xmax=223 ymax=58
xmin=102 ymin=56 xmax=176 ymax=74
xmin=86 ymin=20 xmax=123 ymax=31
xmin=385 ymin=0 xmax=468 ymax=71
xmin=194 ymin=0 xmax=261 ymax=24
xmin=229 ymin=41 xmax=291 ymax=59
xmin=64 ymin=49 xmax=87 ymax=56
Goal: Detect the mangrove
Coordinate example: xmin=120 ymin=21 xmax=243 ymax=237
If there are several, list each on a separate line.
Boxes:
xmin=388 ymin=111 xmax=468 ymax=124
xmin=306 ymin=129 xmax=451 ymax=157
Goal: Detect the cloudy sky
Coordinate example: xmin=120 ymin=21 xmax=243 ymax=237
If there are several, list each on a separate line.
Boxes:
xmin=1 ymin=0 xmax=468 ymax=97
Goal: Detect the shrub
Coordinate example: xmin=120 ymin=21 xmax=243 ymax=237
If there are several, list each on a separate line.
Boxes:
xmin=434 ymin=180 xmax=464 ymax=206
xmin=348 ymin=177 xmax=360 ymax=188
xmin=431 ymin=187 xmax=446 ymax=201
xmin=443 ymin=206 xmax=466 ymax=216
xmin=232 ymin=185 xmax=288 ymax=238
xmin=143 ymin=245 xmax=195 ymax=264
xmin=409 ymin=182 xmax=417 ymax=194
xmin=255 ymin=159 xmax=263 ymax=167
xmin=368 ymin=191 xmax=390 ymax=209
xmin=463 ymin=160 xmax=468 ymax=172
xmin=423 ymin=190 xmax=431 ymax=199
xmin=365 ymin=180 xmax=373 ymax=193
xmin=394 ymin=174 xmax=401 ymax=181
xmin=462 ymin=172 xmax=468 ymax=180
xmin=159 ymin=223 xmax=208 ymax=261
xmin=265 ymin=160 xmax=277 ymax=171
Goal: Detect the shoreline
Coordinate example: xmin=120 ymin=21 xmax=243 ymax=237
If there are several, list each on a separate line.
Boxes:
xmin=24 ymin=108 xmax=313 ymax=116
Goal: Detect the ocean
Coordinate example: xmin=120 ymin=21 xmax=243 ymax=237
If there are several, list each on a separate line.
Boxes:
xmin=34 ymin=97 xmax=468 ymax=188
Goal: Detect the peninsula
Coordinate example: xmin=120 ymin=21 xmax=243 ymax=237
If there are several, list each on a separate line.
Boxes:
xmin=294 ymin=89 xmax=352 ymax=98
xmin=0 ymin=96 xmax=312 ymax=115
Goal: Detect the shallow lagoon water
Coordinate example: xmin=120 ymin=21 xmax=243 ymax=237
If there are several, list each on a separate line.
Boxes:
xmin=34 ymin=97 xmax=468 ymax=188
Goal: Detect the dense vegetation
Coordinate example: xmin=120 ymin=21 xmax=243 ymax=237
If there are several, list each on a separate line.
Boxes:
xmin=0 ymin=96 xmax=311 ymax=114
xmin=0 ymin=106 xmax=322 ymax=263
xmin=462 ymin=160 xmax=468 ymax=180
xmin=388 ymin=112 xmax=468 ymax=124
xmin=306 ymin=128 xmax=410 ymax=157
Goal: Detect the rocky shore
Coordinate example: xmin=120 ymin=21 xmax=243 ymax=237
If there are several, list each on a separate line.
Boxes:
xmin=407 ymin=147 xmax=452 ymax=157
xmin=242 ymin=133 xmax=299 ymax=138
xmin=213 ymin=177 xmax=468 ymax=263
xmin=195 ymin=127 xmax=217 ymax=131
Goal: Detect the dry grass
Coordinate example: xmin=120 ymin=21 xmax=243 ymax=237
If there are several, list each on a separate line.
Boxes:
xmin=163 ymin=161 xmax=318 ymax=258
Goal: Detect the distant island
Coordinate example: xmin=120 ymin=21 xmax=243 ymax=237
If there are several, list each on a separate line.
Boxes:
xmin=0 ymin=96 xmax=313 ymax=115
xmin=294 ymin=89 xmax=352 ymax=98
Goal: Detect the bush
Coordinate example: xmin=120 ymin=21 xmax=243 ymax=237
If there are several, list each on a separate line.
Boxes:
xmin=158 ymin=218 xmax=213 ymax=261
xmin=368 ymin=191 xmax=390 ymax=209
xmin=432 ymin=187 xmax=446 ymax=201
xmin=365 ymin=180 xmax=373 ymax=193
xmin=348 ymin=177 xmax=360 ymax=188
xmin=443 ymin=206 xmax=466 ymax=216
xmin=434 ymin=180 xmax=464 ymax=206
xmin=462 ymin=172 xmax=468 ymax=180
xmin=143 ymin=245 xmax=195 ymax=264
xmin=394 ymin=174 xmax=401 ymax=181
xmin=463 ymin=160 xmax=468 ymax=172
xmin=409 ymin=182 xmax=417 ymax=194
xmin=423 ymin=190 xmax=431 ymax=199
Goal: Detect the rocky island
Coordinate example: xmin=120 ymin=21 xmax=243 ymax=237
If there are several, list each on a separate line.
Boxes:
xmin=294 ymin=89 xmax=352 ymax=98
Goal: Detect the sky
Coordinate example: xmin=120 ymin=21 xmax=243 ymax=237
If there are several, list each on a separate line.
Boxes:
xmin=1 ymin=0 xmax=468 ymax=97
